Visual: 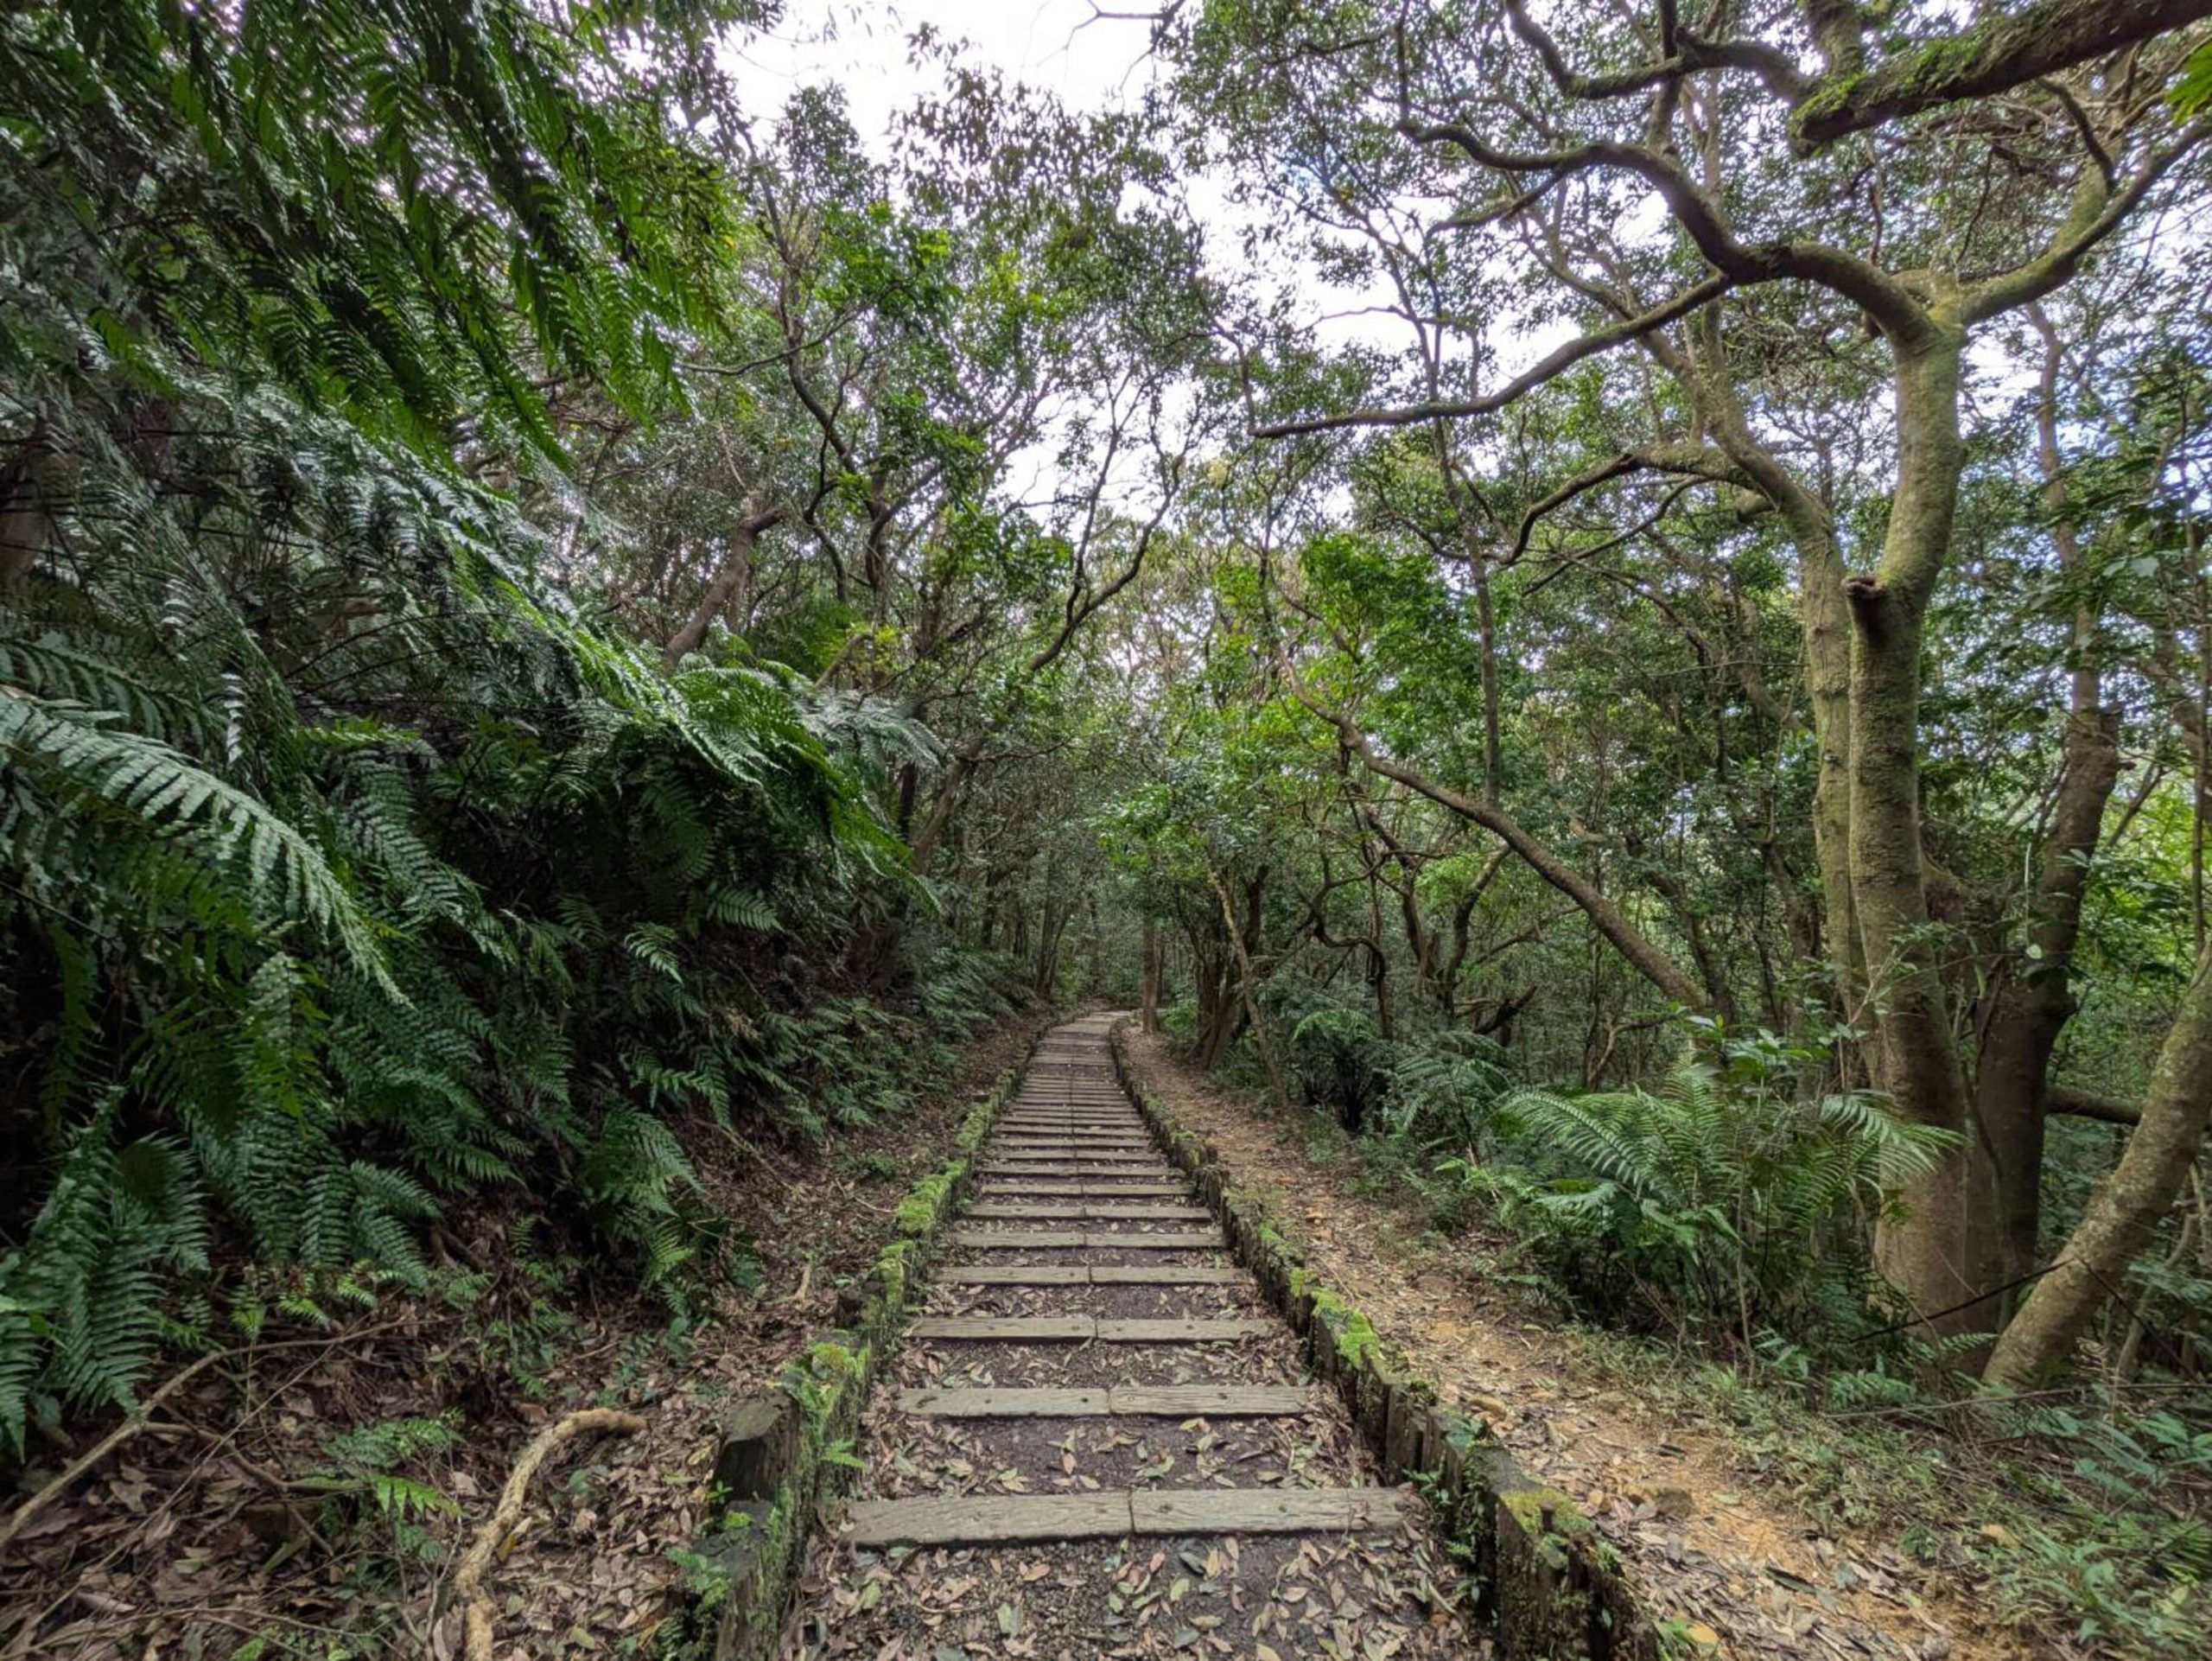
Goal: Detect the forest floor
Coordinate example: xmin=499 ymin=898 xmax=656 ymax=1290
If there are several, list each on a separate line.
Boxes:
xmin=0 ymin=1010 xmax=1056 ymax=1661
xmin=1116 ymin=1029 xmax=2033 ymax=1661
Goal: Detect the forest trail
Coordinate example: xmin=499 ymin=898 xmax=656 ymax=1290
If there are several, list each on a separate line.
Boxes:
xmin=782 ymin=1015 xmax=1467 ymax=1657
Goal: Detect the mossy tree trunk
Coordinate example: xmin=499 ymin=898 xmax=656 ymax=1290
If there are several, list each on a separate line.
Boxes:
xmin=1846 ymin=327 xmax=1983 ymax=1331
xmin=1984 ymin=939 xmax=2212 ymax=1385
xmin=1970 ymin=317 xmax=2125 ymax=1295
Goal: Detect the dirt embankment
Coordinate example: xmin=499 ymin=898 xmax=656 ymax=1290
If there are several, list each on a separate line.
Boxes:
xmin=1118 ymin=1028 xmax=2026 ymax=1661
xmin=1 ymin=1012 xmax=1055 ymax=1660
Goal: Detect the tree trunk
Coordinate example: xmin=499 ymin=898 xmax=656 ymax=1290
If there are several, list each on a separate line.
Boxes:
xmin=1851 ymin=332 xmax=1981 ymax=1333
xmin=1140 ymin=918 xmax=1163 ymax=1032
xmin=1190 ymin=931 xmax=1240 ymax=1068
xmin=1984 ymin=938 xmax=2212 ymax=1386
xmin=1688 ymin=315 xmax=1864 ymax=1034
xmin=1972 ymin=326 xmax=2123 ymax=1291
xmin=662 ymin=502 xmax=780 ymax=669
xmin=1210 ymin=868 xmax=1287 ymax=1102
xmin=1972 ymin=705 xmax=2120 ymax=1284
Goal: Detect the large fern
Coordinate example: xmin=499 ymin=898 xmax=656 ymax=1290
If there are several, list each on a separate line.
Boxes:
xmin=1457 ymin=1057 xmax=1958 ymax=1347
xmin=0 ymin=0 xmax=1023 ymax=1457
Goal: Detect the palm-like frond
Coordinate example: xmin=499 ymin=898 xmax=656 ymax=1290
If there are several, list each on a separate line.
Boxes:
xmin=1485 ymin=1061 xmax=1961 ymax=1343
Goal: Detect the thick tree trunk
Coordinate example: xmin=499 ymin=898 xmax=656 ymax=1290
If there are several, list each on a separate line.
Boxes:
xmin=1680 ymin=317 xmax=1865 ymax=1032
xmin=1984 ymin=939 xmax=2212 ymax=1386
xmin=0 ymin=417 xmax=60 ymax=584
xmin=1851 ymin=334 xmax=1981 ymax=1332
xmin=1804 ymin=561 xmax=1865 ymax=1032
xmin=1034 ymin=897 xmax=1068 ymax=998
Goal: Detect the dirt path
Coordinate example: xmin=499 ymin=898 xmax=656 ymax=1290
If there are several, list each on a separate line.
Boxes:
xmin=1116 ymin=1028 xmax=2024 ymax=1661
xmin=783 ymin=1016 xmax=1470 ymax=1659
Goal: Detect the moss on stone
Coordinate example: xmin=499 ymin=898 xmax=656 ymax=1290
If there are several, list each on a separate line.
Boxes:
xmin=1304 ymin=1284 xmax=1386 ymax=1370
xmin=1501 ymin=1483 xmax=1593 ymax=1541
xmin=891 ymin=1162 xmax=963 ymax=1239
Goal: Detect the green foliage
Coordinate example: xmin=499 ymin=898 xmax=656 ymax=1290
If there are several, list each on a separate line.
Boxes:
xmin=0 ymin=0 xmax=1048 ymax=1454
xmin=1285 ymin=1004 xmax=1391 ymax=1130
xmin=302 ymin=1413 xmax=465 ymax=1527
xmin=2170 ymin=39 xmax=2212 ymax=117
xmin=0 ymin=0 xmax=758 ymax=455
xmin=1278 ymin=994 xmax=1513 ymax=1148
xmin=1444 ymin=1025 xmax=1957 ymax=1350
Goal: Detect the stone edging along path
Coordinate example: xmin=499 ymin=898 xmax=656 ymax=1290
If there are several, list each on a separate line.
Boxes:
xmin=672 ymin=1015 xmax=1662 ymax=1659
xmin=1106 ymin=1021 xmax=1663 ymax=1661
xmin=664 ymin=1035 xmax=1039 ymax=1659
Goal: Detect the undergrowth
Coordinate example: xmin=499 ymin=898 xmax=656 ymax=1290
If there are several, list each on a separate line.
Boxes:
xmin=1173 ymin=1002 xmax=2212 ymax=1658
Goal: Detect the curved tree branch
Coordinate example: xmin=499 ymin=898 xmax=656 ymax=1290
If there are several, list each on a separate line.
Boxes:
xmin=1290 ymin=689 xmax=1710 ymax=1011
xmin=1255 ymin=272 xmax=1732 ymax=437
xmin=1503 ymin=0 xmax=1811 ymax=106
xmin=1793 ymin=0 xmax=2212 ymax=149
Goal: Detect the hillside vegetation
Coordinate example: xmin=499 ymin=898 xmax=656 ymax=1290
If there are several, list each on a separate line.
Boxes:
xmin=3 ymin=2 xmax=2210 ymax=1655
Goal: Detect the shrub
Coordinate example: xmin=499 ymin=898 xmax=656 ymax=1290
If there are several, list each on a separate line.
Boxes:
xmin=1444 ymin=1024 xmax=1957 ymax=1351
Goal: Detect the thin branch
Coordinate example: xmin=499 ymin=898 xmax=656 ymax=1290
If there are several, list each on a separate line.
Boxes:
xmin=1255 ymin=272 xmax=1732 ymax=437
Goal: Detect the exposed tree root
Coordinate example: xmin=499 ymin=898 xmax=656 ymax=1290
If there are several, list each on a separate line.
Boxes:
xmin=452 ymin=1406 xmax=647 ymax=1661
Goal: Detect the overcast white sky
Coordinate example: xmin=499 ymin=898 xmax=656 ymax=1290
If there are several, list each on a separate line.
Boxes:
xmin=722 ymin=0 xmax=1164 ymax=149
xmin=706 ymin=0 xmax=1570 ymax=515
xmin=716 ymin=2 xmax=1269 ymax=518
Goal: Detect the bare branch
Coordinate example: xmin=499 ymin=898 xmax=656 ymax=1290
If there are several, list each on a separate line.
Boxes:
xmin=1503 ymin=0 xmax=1811 ymax=106
xmin=1288 ymin=688 xmax=1711 ymax=1011
xmin=1255 ymin=272 xmax=1732 ymax=437
xmin=1511 ymin=442 xmax=1745 ymax=562
xmin=1965 ymin=120 xmax=2212 ymax=321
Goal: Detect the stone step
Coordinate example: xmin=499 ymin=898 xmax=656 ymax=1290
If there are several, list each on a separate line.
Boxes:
xmin=980 ymin=1162 xmax=1176 ymax=1178
xmin=951 ymin=1229 xmax=1224 ymax=1250
xmin=966 ymin=1203 xmax=1212 ymax=1221
xmin=898 ymin=1384 xmax=1313 ymax=1417
xmin=974 ymin=1181 xmax=1188 ymax=1198
xmin=945 ymin=1264 xmax=1240 ymax=1286
xmin=845 ymin=1486 xmax=1404 ymax=1547
xmin=908 ymin=1316 xmax=1270 ymax=1342
xmin=988 ymin=1142 xmax=1154 ymax=1155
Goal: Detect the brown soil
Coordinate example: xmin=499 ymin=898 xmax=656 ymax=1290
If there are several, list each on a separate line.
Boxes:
xmin=1118 ymin=1028 xmax=2031 ymax=1661
xmin=0 ymin=1011 xmax=1054 ymax=1661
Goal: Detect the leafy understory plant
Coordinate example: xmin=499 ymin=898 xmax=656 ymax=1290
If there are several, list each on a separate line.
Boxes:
xmin=1446 ymin=1024 xmax=1958 ymax=1352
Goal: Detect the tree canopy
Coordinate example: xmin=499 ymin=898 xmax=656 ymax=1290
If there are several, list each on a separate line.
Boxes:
xmin=3 ymin=2 xmax=2212 ymax=1652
